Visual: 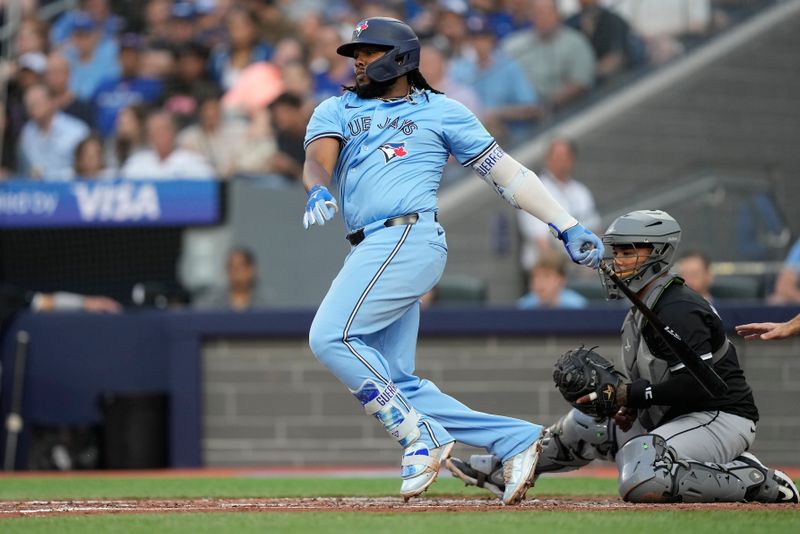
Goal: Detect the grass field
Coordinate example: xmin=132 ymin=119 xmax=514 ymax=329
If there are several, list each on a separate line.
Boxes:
xmin=0 ymin=474 xmax=797 ymax=533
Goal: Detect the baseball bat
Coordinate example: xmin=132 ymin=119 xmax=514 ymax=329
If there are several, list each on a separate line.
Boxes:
xmin=598 ymin=263 xmax=728 ymax=398
xmin=4 ymin=330 xmax=30 ymax=471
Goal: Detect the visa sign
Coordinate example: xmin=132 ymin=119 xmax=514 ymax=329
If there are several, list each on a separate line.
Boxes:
xmin=0 ymin=179 xmax=219 ymax=228
xmin=73 ymin=182 xmax=161 ymax=222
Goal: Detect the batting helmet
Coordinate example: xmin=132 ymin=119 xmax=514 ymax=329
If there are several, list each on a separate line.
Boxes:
xmin=336 ymin=17 xmax=420 ymax=83
xmin=600 ymin=210 xmax=681 ymax=299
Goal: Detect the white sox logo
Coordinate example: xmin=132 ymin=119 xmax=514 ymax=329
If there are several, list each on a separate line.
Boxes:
xmin=379 ymin=142 xmax=408 ymax=163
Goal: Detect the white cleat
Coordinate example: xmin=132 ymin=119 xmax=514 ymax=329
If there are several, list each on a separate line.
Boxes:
xmin=400 ymin=441 xmax=455 ymax=502
xmin=502 ymin=436 xmax=544 ymax=506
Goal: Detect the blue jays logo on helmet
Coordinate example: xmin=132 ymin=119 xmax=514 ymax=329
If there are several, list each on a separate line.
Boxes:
xmin=355 ymin=19 xmax=369 ymax=37
xmin=379 ymin=142 xmax=408 ymax=163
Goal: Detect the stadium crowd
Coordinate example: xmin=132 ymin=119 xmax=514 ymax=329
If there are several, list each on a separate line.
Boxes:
xmin=1 ymin=0 xmax=727 ymax=184
xmin=1 ymin=0 xmax=788 ymax=311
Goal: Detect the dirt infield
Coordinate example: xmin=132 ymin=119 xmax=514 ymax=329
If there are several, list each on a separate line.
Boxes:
xmin=0 ymin=497 xmax=794 ymax=517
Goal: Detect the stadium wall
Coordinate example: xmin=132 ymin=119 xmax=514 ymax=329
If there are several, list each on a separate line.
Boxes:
xmin=1 ymin=305 xmax=798 ymax=469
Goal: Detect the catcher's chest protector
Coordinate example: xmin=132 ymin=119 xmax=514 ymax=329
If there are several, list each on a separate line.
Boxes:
xmin=620 ymin=276 xmax=679 ymax=429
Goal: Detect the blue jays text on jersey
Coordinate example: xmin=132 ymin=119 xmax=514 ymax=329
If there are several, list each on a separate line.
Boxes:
xmin=304 ymin=88 xmax=500 ymax=233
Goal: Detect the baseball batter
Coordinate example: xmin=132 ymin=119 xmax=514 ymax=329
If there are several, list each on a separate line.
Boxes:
xmin=448 ymin=210 xmax=798 ymax=504
xmin=301 ymin=17 xmax=604 ymax=505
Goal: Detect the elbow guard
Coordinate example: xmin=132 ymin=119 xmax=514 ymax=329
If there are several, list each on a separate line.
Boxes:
xmin=471 ymin=145 xmax=577 ymax=230
xmin=472 ymin=144 xmax=524 ymax=208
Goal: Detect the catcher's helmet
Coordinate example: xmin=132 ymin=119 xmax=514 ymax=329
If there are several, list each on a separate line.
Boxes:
xmin=600 ymin=210 xmax=681 ymax=299
xmin=336 ymin=17 xmax=420 ymax=83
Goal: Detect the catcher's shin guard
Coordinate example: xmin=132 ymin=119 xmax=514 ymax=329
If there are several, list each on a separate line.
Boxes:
xmin=537 ymin=409 xmax=617 ymax=475
xmin=352 ymin=379 xmax=420 ymax=447
xmin=617 ymin=435 xmax=799 ymax=503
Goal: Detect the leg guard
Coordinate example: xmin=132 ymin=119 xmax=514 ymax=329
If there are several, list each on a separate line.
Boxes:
xmin=352 ymin=379 xmax=420 ymax=447
xmin=616 ymin=434 xmax=678 ymax=503
xmin=536 ymin=409 xmax=617 ymax=475
xmin=617 ymin=435 xmax=778 ymax=503
xmin=730 ymin=452 xmax=799 ymax=503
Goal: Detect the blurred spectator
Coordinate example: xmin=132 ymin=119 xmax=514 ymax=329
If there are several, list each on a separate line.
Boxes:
xmin=220 ymin=61 xmax=284 ymax=117
xmin=503 ymin=0 xmax=595 ymax=110
xmin=517 ymin=253 xmax=588 ymax=309
xmin=20 ymin=84 xmax=90 ymax=181
xmin=74 ymin=135 xmax=113 ymax=180
xmin=280 ymin=61 xmax=316 ymax=104
xmin=178 ymin=94 xmax=276 ymax=180
xmin=45 ymin=51 xmax=96 ymax=128
xmin=121 ymin=110 xmax=215 ymax=179
xmin=139 ymin=43 xmax=176 ymax=81
xmin=308 ymin=25 xmax=354 ymax=102
xmin=106 ymin=104 xmax=148 ymax=172
xmin=165 ymin=1 xmax=199 ymax=51
xmin=449 ymin=16 xmax=539 ymax=143
xmin=193 ymin=247 xmax=268 ymax=311
xmin=420 ymin=45 xmax=481 ymax=114
xmin=14 ymin=17 xmax=49 ymax=56
xmin=193 ymin=0 xmax=230 ymax=48
xmin=433 ymin=0 xmax=470 ymax=59
xmin=271 ymin=37 xmax=307 ymax=69
xmin=469 ymin=0 xmax=533 ymax=40
xmin=1 ymin=283 xmax=122 ymax=336
xmin=565 ymin=0 xmax=644 ymax=82
xmin=62 ymin=11 xmax=121 ymax=101
xmin=91 ymin=33 xmax=163 ymax=138
xmin=677 ymin=250 xmax=714 ymax=303
xmin=737 ymin=314 xmax=800 ymax=341
xmin=265 ymin=92 xmax=308 ymax=183
xmin=143 ymin=0 xmax=173 ymax=46
xmin=769 ymin=239 xmax=800 ymax=305
xmin=161 ymin=42 xmax=218 ymax=129
xmin=1 ymin=52 xmax=47 ymax=176
xmin=209 ymin=6 xmax=273 ymax=90
xmin=49 ymin=0 xmax=122 ymax=47
xmin=517 ymin=138 xmax=599 ymax=272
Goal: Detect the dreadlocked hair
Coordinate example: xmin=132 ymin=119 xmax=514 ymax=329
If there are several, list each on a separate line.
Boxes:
xmin=407 ymin=69 xmax=442 ymax=94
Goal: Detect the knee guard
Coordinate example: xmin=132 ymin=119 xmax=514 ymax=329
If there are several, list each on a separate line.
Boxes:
xmin=616 ymin=434 xmax=675 ymax=502
xmin=351 ymin=379 xmax=420 ymax=447
xmin=617 ymin=435 xmax=753 ymax=503
xmin=536 ymin=409 xmax=617 ymax=475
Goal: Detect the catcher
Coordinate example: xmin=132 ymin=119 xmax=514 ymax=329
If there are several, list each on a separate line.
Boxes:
xmin=447 ymin=210 xmax=798 ymax=503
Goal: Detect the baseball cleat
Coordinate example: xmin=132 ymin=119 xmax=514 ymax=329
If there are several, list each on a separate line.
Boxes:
xmin=445 ymin=455 xmax=504 ymax=499
xmin=502 ymin=435 xmax=544 ymax=505
xmin=400 ymin=441 xmax=455 ymax=502
xmin=737 ymin=452 xmax=799 ymax=504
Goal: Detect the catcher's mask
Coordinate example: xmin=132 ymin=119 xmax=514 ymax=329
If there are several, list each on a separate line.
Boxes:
xmin=336 ymin=17 xmax=420 ymax=83
xmin=600 ymin=210 xmax=681 ymax=299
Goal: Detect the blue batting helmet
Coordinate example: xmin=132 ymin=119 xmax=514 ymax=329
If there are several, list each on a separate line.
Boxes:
xmin=336 ymin=17 xmax=420 ymax=83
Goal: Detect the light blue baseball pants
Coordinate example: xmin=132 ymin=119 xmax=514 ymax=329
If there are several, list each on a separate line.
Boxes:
xmin=308 ymin=211 xmax=541 ymax=460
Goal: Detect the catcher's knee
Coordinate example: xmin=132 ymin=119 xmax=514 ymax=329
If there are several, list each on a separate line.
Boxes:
xmin=616 ymin=434 xmax=675 ymax=503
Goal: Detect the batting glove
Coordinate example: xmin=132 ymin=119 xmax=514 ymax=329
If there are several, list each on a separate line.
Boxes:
xmin=550 ymin=222 xmax=604 ymax=269
xmin=303 ymin=185 xmax=338 ymax=229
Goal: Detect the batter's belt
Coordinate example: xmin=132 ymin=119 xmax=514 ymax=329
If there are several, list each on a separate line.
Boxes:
xmin=346 ymin=212 xmax=439 ymax=246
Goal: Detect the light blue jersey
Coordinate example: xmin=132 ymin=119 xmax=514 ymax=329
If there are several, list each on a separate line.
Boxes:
xmin=306 ymin=86 xmax=541 ymax=469
xmin=304 ymin=89 xmax=496 ymax=232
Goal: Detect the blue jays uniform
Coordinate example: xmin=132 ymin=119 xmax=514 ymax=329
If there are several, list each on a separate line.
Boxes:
xmin=305 ymin=88 xmax=541 ymax=461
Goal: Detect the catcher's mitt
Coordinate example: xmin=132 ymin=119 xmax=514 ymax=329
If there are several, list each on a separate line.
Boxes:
xmin=553 ymin=345 xmax=624 ymax=418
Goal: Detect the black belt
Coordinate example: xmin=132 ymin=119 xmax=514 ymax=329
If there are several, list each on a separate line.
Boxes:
xmin=346 ymin=212 xmax=437 ymax=246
